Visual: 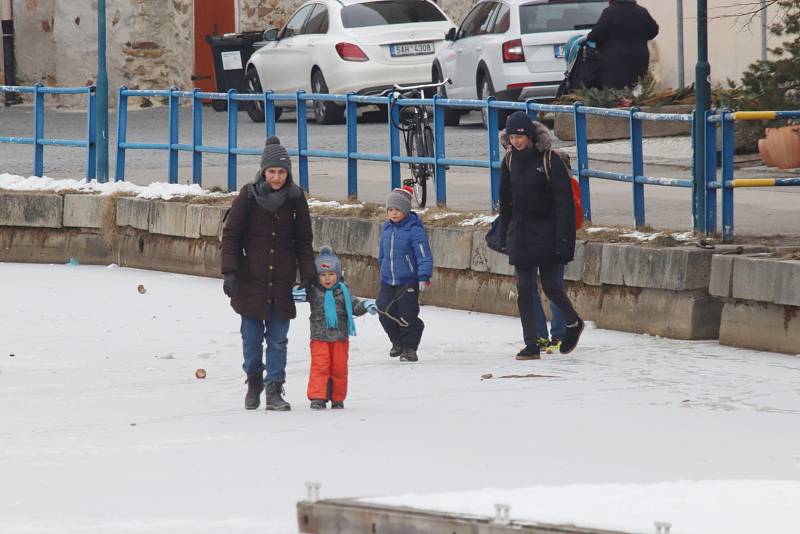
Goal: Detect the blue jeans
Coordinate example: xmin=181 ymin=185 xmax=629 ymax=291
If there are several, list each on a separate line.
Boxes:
xmin=532 ymin=263 xmax=566 ymax=340
xmin=240 ymin=305 xmax=291 ymax=385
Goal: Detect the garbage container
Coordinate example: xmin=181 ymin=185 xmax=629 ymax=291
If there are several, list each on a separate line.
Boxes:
xmin=205 ymin=31 xmax=264 ymax=111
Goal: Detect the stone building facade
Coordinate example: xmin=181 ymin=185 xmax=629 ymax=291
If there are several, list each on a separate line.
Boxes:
xmin=0 ymin=0 xmax=783 ymax=107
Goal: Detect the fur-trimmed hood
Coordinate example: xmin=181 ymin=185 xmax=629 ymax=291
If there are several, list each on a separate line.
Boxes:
xmin=499 ymin=121 xmax=552 ymax=153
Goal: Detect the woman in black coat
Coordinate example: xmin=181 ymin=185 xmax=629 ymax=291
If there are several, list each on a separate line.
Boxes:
xmin=587 ymin=0 xmax=659 ymax=90
xmin=499 ymin=112 xmax=584 ymax=359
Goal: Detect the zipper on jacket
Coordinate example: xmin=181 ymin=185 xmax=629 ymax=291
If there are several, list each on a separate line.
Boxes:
xmin=390 ymin=227 xmax=396 ymax=285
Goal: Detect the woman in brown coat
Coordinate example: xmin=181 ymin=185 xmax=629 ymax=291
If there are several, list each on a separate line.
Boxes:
xmin=221 ymin=136 xmax=316 ymax=411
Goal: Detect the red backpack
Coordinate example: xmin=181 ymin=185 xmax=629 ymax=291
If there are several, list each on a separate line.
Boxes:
xmin=542 ymin=150 xmax=583 ymax=231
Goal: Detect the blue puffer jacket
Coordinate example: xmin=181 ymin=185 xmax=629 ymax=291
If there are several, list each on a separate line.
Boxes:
xmin=378 ymin=212 xmax=433 ymax=286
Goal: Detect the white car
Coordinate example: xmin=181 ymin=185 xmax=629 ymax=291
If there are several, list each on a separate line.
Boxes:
xmin=244 ymin=0 xmax=454 ymax=124
xmin=432 ymin=0 xmax=606 ymax=126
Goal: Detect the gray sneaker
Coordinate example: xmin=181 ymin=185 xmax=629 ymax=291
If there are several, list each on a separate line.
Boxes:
xmin=265 ymin=381 xmax=291 ymax=411
xmin=399 ymin=348 xmax=418 ymax=362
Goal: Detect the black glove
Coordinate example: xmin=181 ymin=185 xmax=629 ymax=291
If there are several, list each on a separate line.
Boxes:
xmin=223 ymin=273 xmax=239 ymax=298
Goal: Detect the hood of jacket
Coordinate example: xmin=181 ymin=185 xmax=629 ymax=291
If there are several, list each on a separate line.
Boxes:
xmin=499 ymin=121 xmax=552 ymax=153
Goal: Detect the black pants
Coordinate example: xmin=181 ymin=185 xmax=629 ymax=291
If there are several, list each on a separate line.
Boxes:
xmin=376 ymin=283 xmax=424 ymax=350
xmin=516 ymin=263 xmax=579 ymax=347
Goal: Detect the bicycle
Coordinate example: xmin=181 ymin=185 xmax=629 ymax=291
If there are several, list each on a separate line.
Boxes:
xmin=382 ymin=78 xmax=452 ymax=208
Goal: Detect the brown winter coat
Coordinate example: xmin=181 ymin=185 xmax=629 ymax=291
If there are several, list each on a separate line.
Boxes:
xmin=220 ymin=183 xmax=316 ymax=321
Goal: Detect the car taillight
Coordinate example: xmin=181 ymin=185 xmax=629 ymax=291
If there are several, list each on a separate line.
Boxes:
xmin=502 ymin=39 xmax=524 ymax=63
xmin=336 ymin=42 xmax=369 ymax=62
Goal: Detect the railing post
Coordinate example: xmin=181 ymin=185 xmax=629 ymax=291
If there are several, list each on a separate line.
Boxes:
xmin=86 ymin=86 xmax=97 ymax=181
xmin=486 ymin=96 xmax=500 ymax=212
xmin=630 ymin=107 xmax=645 ymax=229
xmin=33 ymin=82 xmax=44 ymax=176
xmin=226 ymin=89 xmax=238 ymax=192
xmin=704 ymin=110 xmax=718 ymax=235
xmin=265 ymin=90 xmax=276 ymax=138
xmin=191 ymin=88 xmax=203 ymax=185
xmin=346 ymin=92 xmax=358 ymax=200
xmin=573 ymin=102 xmax=591 ymax=223
xmin=296 ymin=90 xmax=309 ymax=192
xmin=388 ymin=93 xmax=401 ymax=190
xmin=114 ymin=86 xmax=128 ymax=181
xmin=721 ymin=112 xmax=735 ymax=242
xmin=432 ymin=93 xmax=446 ymax=207
xmin=168 ymin=86 xmax=179 ymax=184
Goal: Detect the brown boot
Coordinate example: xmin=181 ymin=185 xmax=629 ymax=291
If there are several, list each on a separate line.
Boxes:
xmin=265 ymin=381 xmax=291 ymax=411
xmin=244 ymin=372 xmax=264 ymax=410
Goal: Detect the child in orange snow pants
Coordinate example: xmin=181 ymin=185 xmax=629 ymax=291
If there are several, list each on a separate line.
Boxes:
xmin=297 ymin=246 xmax=377 ymax=409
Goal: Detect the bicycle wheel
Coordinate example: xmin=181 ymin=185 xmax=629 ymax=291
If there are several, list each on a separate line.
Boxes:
xmin=407 ymin=128 xmax=431 ymax=208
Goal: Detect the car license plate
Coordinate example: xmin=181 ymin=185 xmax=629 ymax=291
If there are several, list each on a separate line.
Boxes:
xmin=554 ymin=44 xmax=566 ymax=58
xmin=390 ymin=42 xmax=435 ymax=57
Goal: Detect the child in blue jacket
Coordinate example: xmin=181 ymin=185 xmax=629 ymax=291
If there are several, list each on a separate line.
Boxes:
xmin=376 ymin=186 xmax=433 ymax=362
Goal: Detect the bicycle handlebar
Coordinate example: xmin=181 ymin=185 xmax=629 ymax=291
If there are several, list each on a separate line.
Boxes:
xmin=379 ymin=78 xmax=452 ymax=98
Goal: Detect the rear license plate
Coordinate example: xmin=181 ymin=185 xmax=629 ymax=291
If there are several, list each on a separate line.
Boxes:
xmin=554 ymin=44 xmax=566 ymax=58
xmin=390 ymin=42 xmax=435 ymax=57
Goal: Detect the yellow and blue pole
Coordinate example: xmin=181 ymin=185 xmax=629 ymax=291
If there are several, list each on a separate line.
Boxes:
xmin=96 ymin=0 xmax=108 ymax=182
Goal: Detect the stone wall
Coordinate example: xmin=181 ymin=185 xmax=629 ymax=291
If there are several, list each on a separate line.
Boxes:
xmin=2 ymin=190 xmax=796 ymax=354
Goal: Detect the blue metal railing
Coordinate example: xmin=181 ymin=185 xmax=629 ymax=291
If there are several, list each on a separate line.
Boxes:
xmin=112 ymin=88 xmax=695 ymax=230
xmin=708 ymin=110 xmax=800 ymax=242
xmin=0 ymin=84 xmax=97 ymax=179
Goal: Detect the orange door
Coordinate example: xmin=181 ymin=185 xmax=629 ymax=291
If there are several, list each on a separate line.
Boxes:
xmin=194 ymin=0 xmax=236 ymax=92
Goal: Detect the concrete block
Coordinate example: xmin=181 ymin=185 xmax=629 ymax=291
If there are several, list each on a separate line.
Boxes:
xmin=185 ymin=204 xmax=203 ymax=239
xmin=63 ymin=194 xmax=114 ymax=229
xmin=200 ymin=205 xmax=228 ymax=238
xmin=311 ymin=216 xmax=381 ymax=258
xmin=732 ymin=256 xmax=800 ymax=307
xmin=708 ymin=255 xmax=735 ymax=298
xmin=427 ymin=227 xmax=472 ymax=270
xmin=580 ymin=241 xmax=603 ymax=286
xmin=149 ymin=201 xmax=189 ymax=237
xmin=469 ymin=228 xmax=515 ymax=277
xmin=563 ymin=240 xmax=585 ymax=281
xmin=595 ymin=286 xmax=722 ymax=340
xmin=0 ymin=192 xmax=63 ymax=228
xmin=116 ymin=197 xmax=151 ymax=230
xmin=720 ymin=301 xmax=800 ymax=355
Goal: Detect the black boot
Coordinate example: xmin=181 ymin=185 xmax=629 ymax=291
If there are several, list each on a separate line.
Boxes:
xmin=245 ymin=372 xmax=264 ymax=410
xmin=399 ymin=347 xmax=418 ymax=362
xmin=265 ymin=381 xmax=291 ymax=411
xmin=515 ymin=345 xmax=541 ymax=361
xmin=310 ymin=399 xmax=326 ymax=410
xmin=560 ymin=319 xmax=585 ymax=354
xmin=331 ymin=401 xmax=344 ymax=409
xmin=389 ymin=344 xmax=402 ymax=358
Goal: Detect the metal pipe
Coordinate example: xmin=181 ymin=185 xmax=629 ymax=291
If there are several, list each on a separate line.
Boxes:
xmin=2 ymin=0 xmax=18 ymax=106
xmin=761 ymin=0 xmax=768 ymax=61
xmin=693 ymin=0 xmax=711 ymax=234
xmin=676 ymin=0 xmax=685 ymax=88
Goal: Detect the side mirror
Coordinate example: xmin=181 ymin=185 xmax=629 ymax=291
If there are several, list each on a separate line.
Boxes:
xmin=445 ymin=27 xmax=457 ymax=41
xmin=263 ymin=28 xmax=279 ymax=41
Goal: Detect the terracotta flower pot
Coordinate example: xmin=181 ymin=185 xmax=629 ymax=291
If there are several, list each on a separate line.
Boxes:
xmin=758 ymin=125 xmax=800 ymax=169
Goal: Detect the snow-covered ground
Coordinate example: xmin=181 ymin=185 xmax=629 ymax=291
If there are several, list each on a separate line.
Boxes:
xmin=2 ymin=263 xmax=800 ymax=534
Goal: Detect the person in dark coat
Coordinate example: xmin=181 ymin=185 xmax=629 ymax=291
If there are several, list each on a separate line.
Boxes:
xmin=220 ymin=136 xmax=316 ymax=411
xmin=586 ymin=0 xmax=659 ymax=90
xmin=499 ymin=112 xmax=584 ymax=359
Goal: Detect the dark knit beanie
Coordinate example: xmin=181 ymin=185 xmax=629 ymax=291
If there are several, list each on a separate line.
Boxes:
xmin=386 ymin=185 xmax=414 ymax=215
xmin=315 ymin=246 xmax=342 ymax=278
xmin=505 ymin=111 xmax=535 ymax=138
xmin=260 ymin=136 xmax=292 ymax=179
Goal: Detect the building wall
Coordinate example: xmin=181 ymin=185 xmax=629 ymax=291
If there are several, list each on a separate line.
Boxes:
xmin=3 ymin=0 xmax=789 ymax=107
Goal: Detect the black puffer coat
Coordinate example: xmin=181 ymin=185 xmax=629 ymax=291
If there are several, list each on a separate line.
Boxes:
xmin=220 ymin=181 xmax=316 ymax=321
xmin=586 ymin=0 xmax=659 ymax=90
xmin=498 ymin=123 xmax=576 ymax=268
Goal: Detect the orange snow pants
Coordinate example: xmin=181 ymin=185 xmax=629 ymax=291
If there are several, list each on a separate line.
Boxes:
xmin=307 ymin=339 xmax=349 ymax=402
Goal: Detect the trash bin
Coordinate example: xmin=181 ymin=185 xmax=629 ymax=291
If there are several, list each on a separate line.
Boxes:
xmin=205 ymin=31 xmax=264 ymax=111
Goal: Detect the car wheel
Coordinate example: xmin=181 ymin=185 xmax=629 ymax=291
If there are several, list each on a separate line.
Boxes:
xmin=311 ymin=70 xmax=344 ymax=125
xmin=478 ymin=72 xmax=508 ymax=131
xmin=244 ymin=69 xmax=283 ymax=123
xmin=433 ymin=66 xmax=460 ymax=127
